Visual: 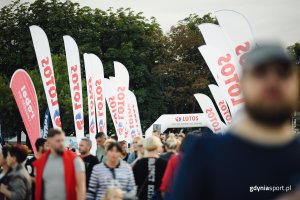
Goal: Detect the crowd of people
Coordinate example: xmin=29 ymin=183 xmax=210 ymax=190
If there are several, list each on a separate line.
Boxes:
xmin=0 ymin=43 xmax=300 ymax=200
xmin=0 ymin=128 xmax=186 ymax=200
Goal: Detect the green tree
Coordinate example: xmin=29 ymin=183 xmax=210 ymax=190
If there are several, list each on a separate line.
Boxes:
xmin=152 ymin=14 xmax=217 ymax=114
xmin=0 ymin=0 xmax=166 ymax=136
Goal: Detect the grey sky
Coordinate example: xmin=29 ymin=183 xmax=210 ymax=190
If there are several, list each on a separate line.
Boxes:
xmin=1 ymin=0 xmax=299 ymax=46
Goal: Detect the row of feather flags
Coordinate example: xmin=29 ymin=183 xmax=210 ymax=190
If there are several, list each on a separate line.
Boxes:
xmin=10 ymin=25 xmax=142 ymax=155
xmin=9 ymin=10 xmax=256 ymax=155
xmin=145 ymin=10 xmax=256 ymax=136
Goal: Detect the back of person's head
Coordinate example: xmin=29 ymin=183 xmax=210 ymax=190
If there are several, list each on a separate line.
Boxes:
xmin=8 ymin=144 xmax=28 ymax=163
xmin=152 ymin=130 xmax=160 ymax=138
xmin=35 ymin=138 xmax=47 ymax=151
xmin=95 ymin=132 xmax=105 ymax=139
xmin=144 ymin=136 xmax=162 ymax=152
xmin=48 ymin=128 xmax=64 ymax=138
xmin=165 ymin=133 xmax=178 ymax=150
xmin=118 ymin=140 xmax=126 ymax=146
xmin=103 ymin=187 xmax=123 ymax=200
xmin=104 ymin=138 xmax=116 ymax=149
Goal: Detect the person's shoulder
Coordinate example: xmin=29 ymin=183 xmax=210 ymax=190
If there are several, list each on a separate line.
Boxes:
xmin=133 ymin=157 xmax=148 ymax=168
xmin=92 ymin=162 xmax=105 ymax=171
xmin=120 ymin=161 xmax=133 ymax=170
xmin=183 ymin=133 xmax=235 ymax=156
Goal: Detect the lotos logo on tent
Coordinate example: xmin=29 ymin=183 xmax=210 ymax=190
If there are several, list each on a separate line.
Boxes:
xmin=53 ymin=109 xmax=61 ymax=127
xmin=175 ymin=115 xmax=199 ymax=122
xmin=175 ymin=117 xmax=182 ymax=122
xmin=89 ymin=118 xmax=96 ymax=134
xmin=98 ymin=119 xmax=106 ymax=133
xmin=75 ymin=112 xmax=83 ymax=130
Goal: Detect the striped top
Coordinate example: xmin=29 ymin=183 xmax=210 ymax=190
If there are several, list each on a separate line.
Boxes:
xmin=86 ymin=161 xmax=136 ymax=200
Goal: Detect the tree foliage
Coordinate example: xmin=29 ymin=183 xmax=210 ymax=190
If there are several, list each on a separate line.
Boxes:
xmin=0 ymin=0 xmax=166 ymax=136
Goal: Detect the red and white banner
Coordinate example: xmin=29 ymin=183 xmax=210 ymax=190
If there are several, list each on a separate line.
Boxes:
xmin=63 ymin=36 xmax=84 ymax=145
xmin=114 ymin=62 xmax=130 ymax=142
xmin=104 ymin=78 xmax=118 ymax=132
xmin=29 ymin=25 xmax=61 ymax=128
xmin=194 ymin=93 xmax=227 ymax=133
xmin=84 ymin=53 xmax=97 ymax=154
xmin=215 ymin=10 xmax=255 ymax=66
xmin=89 ymin=54 xmax=107 ymax=135
xmin=127 ymin=91 xmax=142 ymax=138
xmin=199 ymin=45 xmax=244 ymax=116
xmin=10 ymin=69 xmax=41 ymax=156
xmin=208 ymin=84 xmax=232 ymax=125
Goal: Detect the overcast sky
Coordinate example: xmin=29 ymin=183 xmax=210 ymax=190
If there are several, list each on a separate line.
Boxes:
xmin=1 ymin=0 xmax=299 ymax=46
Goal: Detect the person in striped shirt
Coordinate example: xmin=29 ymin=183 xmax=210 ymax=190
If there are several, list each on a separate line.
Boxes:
xmin=86 ymin=142 xmax=136 ymax=200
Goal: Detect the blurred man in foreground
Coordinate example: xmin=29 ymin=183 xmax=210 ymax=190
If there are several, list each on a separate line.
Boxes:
xmin=34 ymin=128 xmax=86 ymax=200
xmin=172 ymin=44 xmax=300 ymax=200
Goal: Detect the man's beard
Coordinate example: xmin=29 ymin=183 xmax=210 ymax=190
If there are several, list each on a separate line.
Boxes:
xmin=54 ymin=147 xmax=64 ymax=156
xmin=245 ymin=101 xmax=294 ymax=127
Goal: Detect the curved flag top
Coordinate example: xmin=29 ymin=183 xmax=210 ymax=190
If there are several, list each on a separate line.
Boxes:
xmin=208 ymin=84 xmax=232 ymax=125
xmin=114 ymin=62 xmax=130 ymax=142
xmin=84 ymin=53 xmax=97 ymax=155
xmin=194 ymin=93 xmax=227 ymax=133
xmin=127 ymin=91 xmax=142 ymax=138
xmin=10 ymin=69 xmax=41 ymax=156
xmin=64 ymin=35 xmax=84 ymax=145
xmin=89 ymin=54 xmax=107 ymax=135
xmin=215 ymin=10 xmax=255 ymax=66
xmin=29 ymin=25 xmax=61 ymax=129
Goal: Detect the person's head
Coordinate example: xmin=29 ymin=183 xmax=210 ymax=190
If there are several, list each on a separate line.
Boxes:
xmin=106 ymin=142 xmax=122 ymax=163
xmin=79 ymin=138 xmax=92 ymax=156
xmin=0 ymin=145 xmax=10 ymax=167
xmin=103 ymin=187 xmax=123 ymax=200
xmin=35 ymin=138 xmax=47 ymax=154
xmin=241 ymin=43 xmax=299 ymax=127
xmin=165 ymin=133 xmax=178 ymax=151
xmin=144 ymin=136 xmax=162 ymax=154
xmin=137 ymin=139 xmax=145 ymax=157
xmin=118 ymin=141 xmax=127 ymax=155
xmin=47 ymin=128 xmax=65 ymax=155
xmin=104 ymin=138 xmax=117 ymax=151
xmin=95 ymin=132 xmax=106 ymax=147
xmin=160 ymin=134 xmax=166 ymax=143
xmin=152 ymin=130 xmax=160 ymax=138
xmin=132 ymin=136 xmax=142 ymax=152
xmin=6 ymin=145 xmax=28 ymax=167
xmin=177 ymin=133 xmax=185 ymax=142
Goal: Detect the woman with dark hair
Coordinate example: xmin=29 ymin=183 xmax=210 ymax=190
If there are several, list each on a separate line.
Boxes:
xmin=0 ymin=145 xmax=31 ymax=200
xmin=87 ymin=142 xmax=136 ymax=200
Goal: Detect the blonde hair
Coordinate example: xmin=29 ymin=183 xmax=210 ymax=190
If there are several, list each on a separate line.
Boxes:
xmin=144 ymin=136 xmax=162 ymax=152
xmin=166 ymin=133 xmax=178 ymax=150
xmin=103 ymin=187 xmax=123 ymax=200
xmin=104 ymin=138 xmax=116 ymax=150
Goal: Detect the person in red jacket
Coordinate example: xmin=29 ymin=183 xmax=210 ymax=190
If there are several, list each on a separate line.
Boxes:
xmin=34 ymin=128 xmax=86 ymax=200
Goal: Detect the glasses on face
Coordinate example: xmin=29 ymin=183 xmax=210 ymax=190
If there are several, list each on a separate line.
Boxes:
xmin=132 ymin=142 xmax=138 ymax=144
xmin=251 ymin=63 xmax=294 ymax=80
